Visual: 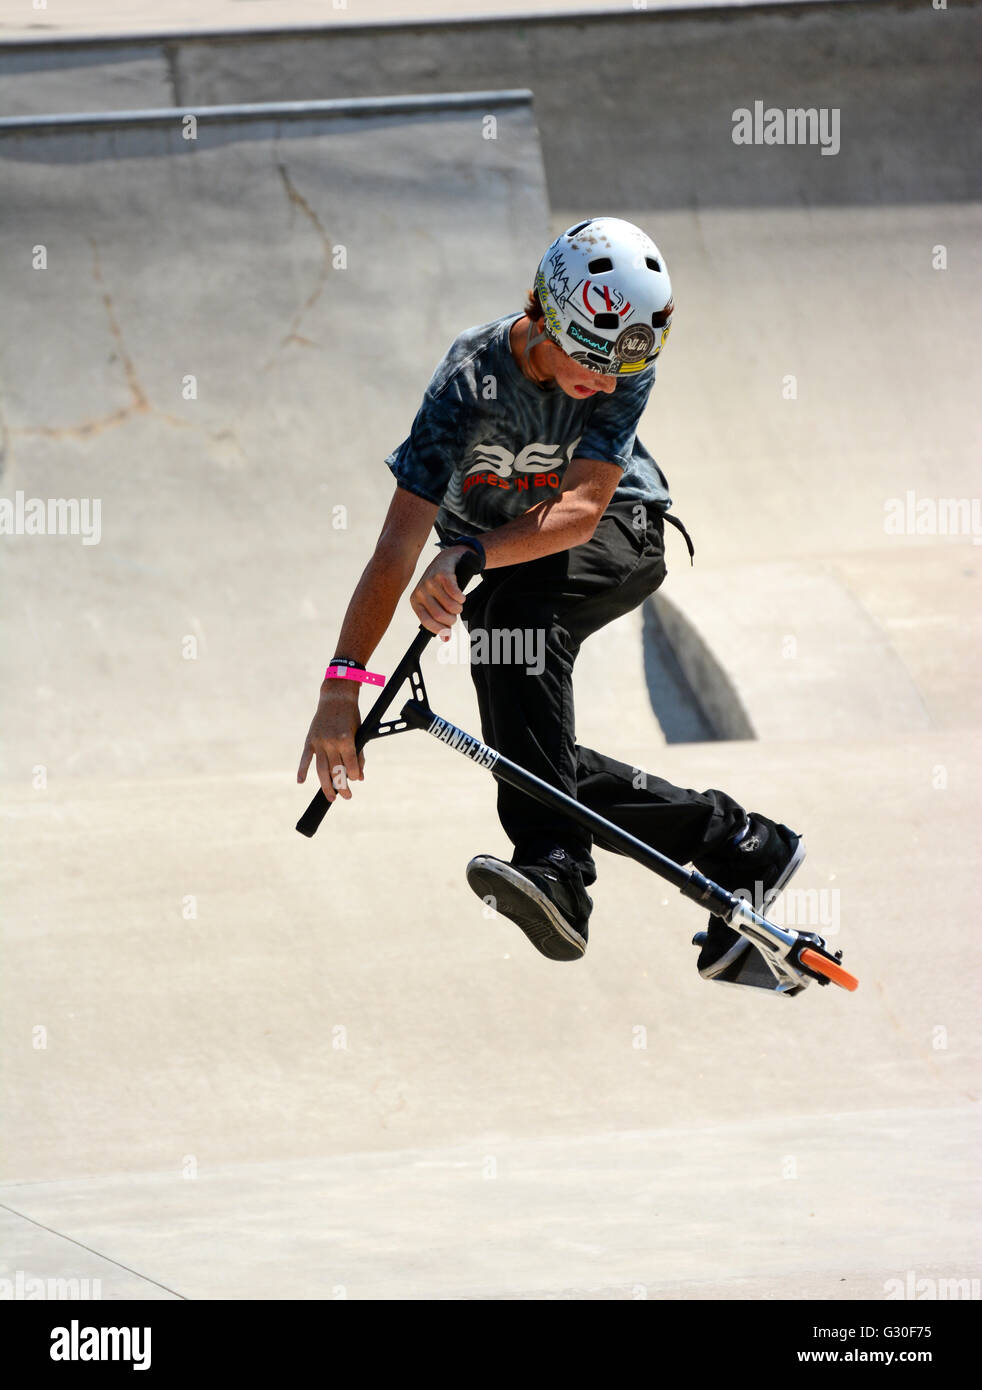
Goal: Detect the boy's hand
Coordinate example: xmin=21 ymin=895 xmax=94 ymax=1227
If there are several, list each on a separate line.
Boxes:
xmin=297 ymin=682 xmax=365 ymax=802
xmin=410 ymin=547 xmax=468 ymax=639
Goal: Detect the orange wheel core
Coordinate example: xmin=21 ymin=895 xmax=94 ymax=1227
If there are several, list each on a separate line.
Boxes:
xmin=799 ymin=947 xmax=859 ymax=992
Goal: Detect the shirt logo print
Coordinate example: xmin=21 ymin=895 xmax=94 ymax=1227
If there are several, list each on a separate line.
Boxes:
xmin=464 ymin=439 xmax=581 ymax=479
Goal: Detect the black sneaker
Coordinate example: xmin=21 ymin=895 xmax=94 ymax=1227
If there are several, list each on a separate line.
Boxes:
xmin=690 ymin=814 xmax=805 ymax=986
xmin=465 ymin=847 xmax=592 ymax=962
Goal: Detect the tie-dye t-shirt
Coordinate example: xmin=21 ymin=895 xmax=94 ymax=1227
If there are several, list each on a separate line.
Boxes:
xmin=384 ymin=313 xmax=672 ymax=538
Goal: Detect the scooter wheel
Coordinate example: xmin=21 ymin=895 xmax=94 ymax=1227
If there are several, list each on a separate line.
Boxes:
xmin=798 ymin=947 xmax=859 ymax=992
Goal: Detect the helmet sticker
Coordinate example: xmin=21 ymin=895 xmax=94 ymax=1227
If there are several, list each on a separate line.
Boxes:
xmin=534 ymin=269 xmax=565 ymax=342
xmin=544 ymin=249 xmax=578 ymax=310
xmin=570 ymin=352 xmax=620 ymax=377
xmin=581 ymin=280 xmax=632 ymax=321
xmin=566 ymin=320 xmax=613 ymax=356
xmin=613 ymin=324 xmax=656 ymax=363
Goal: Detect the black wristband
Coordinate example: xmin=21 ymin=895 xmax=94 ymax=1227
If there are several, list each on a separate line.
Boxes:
xmin=327 ymin=656 xmax=365 ymax=671
xmin=438 ymin=535 xmax=486 ymax=572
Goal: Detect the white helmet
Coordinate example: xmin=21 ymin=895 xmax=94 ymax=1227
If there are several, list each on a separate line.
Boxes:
xmin=533 ymin=217 xmax=674 ymax=375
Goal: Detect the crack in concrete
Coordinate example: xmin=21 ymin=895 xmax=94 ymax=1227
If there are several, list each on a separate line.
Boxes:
xmin=7 ymin=239 xmax=244 ymax=460
xmin=263 ymin=161 xmax=334 ymax=371
xmin=17 ymin=406 xmax=140 ymax=443
xmin=91 ymin=237 xmax=151 ymax=415
xmin=10 ymin=240 xmax=151 ymax=443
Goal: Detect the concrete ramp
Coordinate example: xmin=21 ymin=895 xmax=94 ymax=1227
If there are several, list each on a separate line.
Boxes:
xmin=0 ymin=95 xmax=548 ymax=780
xmin=1 ymin=12 xmax=980 ymax=1303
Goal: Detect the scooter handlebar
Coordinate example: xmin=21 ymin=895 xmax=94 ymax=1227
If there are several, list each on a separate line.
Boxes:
xmin=295 ymin=547 xmax=483 ymax=838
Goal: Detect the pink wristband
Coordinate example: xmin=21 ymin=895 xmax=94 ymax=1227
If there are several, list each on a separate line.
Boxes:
xmin=324 ymin=664 xmax=385 ymax=687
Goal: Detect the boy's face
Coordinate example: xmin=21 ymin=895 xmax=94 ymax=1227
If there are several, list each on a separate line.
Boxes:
xmin=531 ymin=314 xmax=618 ymax=399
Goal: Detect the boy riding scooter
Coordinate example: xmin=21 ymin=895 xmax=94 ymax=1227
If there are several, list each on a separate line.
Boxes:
xmin=298 ymin=218 xmax=806 ymax=988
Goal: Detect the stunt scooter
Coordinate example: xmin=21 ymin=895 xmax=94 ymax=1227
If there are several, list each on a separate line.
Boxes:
xmin=297 ymin=551 xmax=858 ymax=997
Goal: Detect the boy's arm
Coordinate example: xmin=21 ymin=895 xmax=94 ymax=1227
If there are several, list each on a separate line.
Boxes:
xmin=297 ymin=486 xmax=438 ymax=801
xmin=478 ymin=456 xmax=623 ymax=568
xmin=331 ymin=485 xmax=441 ymax=667
xmin=409 ymin=457 xmax=623 ymax=635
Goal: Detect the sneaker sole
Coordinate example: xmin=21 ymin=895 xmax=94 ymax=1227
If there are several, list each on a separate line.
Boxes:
xmin=466 ymin=856 xmax=586 ymax=962
xmin=699 ymin=834 xmax=807 ymax=981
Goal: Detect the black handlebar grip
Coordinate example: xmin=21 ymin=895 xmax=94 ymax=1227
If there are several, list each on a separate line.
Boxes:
xmin=296 ymin=787 xmax=331 ymax=838
xmin=295 ymin=545 xmax=484 ymax=838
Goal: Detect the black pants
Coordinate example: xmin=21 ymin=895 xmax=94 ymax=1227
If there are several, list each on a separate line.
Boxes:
xmin=459 ymin=498 xmax=747 ymax=888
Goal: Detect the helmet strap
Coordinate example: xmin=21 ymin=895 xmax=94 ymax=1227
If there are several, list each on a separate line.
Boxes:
xmin=523 ymin=318 xmax=554 ymax=390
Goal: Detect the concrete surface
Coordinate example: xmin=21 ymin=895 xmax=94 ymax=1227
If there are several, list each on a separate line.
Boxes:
xmin=1 ymin=4 xmax=980 ymax=1302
